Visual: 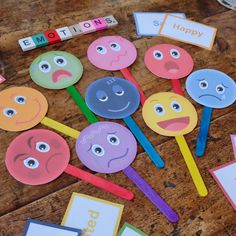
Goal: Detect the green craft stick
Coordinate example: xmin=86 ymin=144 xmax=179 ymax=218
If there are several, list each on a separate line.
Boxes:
xmin=66 ymin=85 xmax=99 ymax=124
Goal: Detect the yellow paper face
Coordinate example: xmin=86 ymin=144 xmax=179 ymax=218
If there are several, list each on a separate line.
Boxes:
xmin=142 ymin=92 xmax=197 ymax=136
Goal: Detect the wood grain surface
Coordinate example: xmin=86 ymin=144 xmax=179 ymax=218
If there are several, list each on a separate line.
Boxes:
xmin=0 ymin=0 xmax=236 ymax=235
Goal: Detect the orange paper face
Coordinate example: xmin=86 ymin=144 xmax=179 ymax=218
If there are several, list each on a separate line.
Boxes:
xmin=142 ymin=92 xmax=197 ymax=136
xmin=0 ymin=87 xmax=48 ymax=131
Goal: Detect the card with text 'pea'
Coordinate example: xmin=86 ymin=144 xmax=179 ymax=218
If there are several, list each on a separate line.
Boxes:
xmin=62 ymin=193 xmax=124 ymax=236
xmin=118 ymin=222 xmax=148 ymax=236
xmin=159 ymin=14 xmax=217 ymax=50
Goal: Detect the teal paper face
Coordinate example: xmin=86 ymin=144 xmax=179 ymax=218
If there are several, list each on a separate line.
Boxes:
xmin=186 ymin=69 xmax=236 ymax=108
xmin=30 ymin=51 xmax=83 ymax=89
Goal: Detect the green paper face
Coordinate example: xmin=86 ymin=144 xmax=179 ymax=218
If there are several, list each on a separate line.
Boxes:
xmin=30 ymin=51 xmax=83 ymax=89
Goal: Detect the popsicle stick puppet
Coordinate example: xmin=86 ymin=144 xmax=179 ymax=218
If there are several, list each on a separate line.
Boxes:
xmin=87 ymin=35 xmax=147 ymax=105
xmin=85 ymin=77 xmax=164 ymax=169
xmin=142 ymin=92 xmax=208 ymax=197
xmin=76 ymin=121 xmax=179 ymax=223
xmin=0 ymin=87 xmax=133 ymax=200
xmin=186 ymin=69 xmax=236 ymax=157
xmin=29 ymin=51 xmax=98 ymax=124
xmin=144 ymin=44 xmax=194 ymax=95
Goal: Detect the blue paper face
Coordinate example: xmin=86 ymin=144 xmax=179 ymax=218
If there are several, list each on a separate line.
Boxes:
xmin=186 ymin=69 xmax=236 ymax=108
xmin=85 ymin=77 xmax=140 ymax=119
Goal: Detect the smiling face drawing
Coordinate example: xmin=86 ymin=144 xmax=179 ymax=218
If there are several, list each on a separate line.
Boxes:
xmin=142 ymin=92 xmax=197 ymax=136
xmin=85 ymin=77 xmax=140 ymax=119
xmin=30 ymin=51 xmax=83 ymax=89
xmin=0 ymin=87 xmax=48 ymax=131
xmin=186 ymin=69 xmax=236 ymax=108
xmin=87 ymin=36 xmax=137 ymax=71
xmin=144 ymin=44 xmax=193 ymax=80
xmin=5 ymin=129 xmax=70 ymax=185
xmin=76 ymin=122 xmax=137 ymax=173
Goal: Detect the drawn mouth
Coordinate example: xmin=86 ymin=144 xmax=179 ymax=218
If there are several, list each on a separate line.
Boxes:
xmin=16 ymin=98 xmax=41 ymax=125
xmin=107 ymin=148 xmax=129 ymax=168
xmin=199 ymin=94 xmax=222 ymax=101
xmin=52 ymin=70 xmax=72 ymax=83
xmin=157 ymin=117 xmax=189 ymax=131
xmin=110 ymin=50 xmax=127 ymax=66
xmin=108 ymin=102 xmax=130 ymax=112
xmin=165 ymin=61 xmax=179 ymax=74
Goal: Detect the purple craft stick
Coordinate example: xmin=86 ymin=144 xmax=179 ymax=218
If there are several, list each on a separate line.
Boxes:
xmin=123 ymin=166 xmax=179 ymax=223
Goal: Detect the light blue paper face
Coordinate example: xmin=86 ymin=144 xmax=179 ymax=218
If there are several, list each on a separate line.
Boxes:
xmin=85 ymin=77 xmax=140 ymax=119
xmin=186 ymin=69 xmax=236 ymax=108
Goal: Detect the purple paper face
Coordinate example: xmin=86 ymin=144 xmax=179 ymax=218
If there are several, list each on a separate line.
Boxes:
xmin=76 ymin=122 xmax=137 ymax=173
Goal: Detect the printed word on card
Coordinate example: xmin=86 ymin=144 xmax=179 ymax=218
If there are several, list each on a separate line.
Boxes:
xmin=133 ymin=12 xmax=186 ymax=36
xmin=22 ymin=219 xmax=82 ymax=236
xmin=118 ymin=223 xmax=148 ymax=236
xmin=159 ymin=14 xmax=217 ymax=50
xmin=62 ymin=193 xmax=124 ymax=236
xmin=210 ymin=160 xmax=236 ymax=211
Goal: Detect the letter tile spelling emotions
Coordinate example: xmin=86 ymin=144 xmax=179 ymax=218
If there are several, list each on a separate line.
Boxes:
xmin=18 ymin=15 xmax=118 ymax=51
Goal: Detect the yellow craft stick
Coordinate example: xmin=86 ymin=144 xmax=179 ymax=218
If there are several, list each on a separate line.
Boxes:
xmin=41 ymin=117 xmax=80 ymax=139
xmin=175 ymin=135 xmax=208 ymax=197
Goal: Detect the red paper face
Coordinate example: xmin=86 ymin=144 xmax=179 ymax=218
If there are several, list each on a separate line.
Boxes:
xmin=5 ymin=129 xmax=70 ymax=185
xmin=144 ymin=44 xmax=193 ymax=80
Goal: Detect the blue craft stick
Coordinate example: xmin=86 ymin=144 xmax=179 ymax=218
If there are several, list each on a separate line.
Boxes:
xmin=123 ymin=116 xmax=165 ymax=168
xmin=195 ymin=106 xmax=213 ymax=157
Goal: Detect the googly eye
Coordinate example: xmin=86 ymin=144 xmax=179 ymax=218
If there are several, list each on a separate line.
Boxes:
xmin=109 ymin=42 xmax=121 ymax=52
xmin=39 ymin=61 xmax=51 ymax=73
xmin=36 ymin=142 xmax=50 ymax=153
xmin=14 ymin=96 xmax=26 ymax=104
xmin=171 ymin=101 xmax=182 ymax=113
xmin=112 ymin=85 xmax=124 ymax=96
xmin=154 ymin=104 xmax=166 ymax=116
xmin=170 ymin=49 xmax=180 ymax=59
xmin=3 ymin=108 xmax=17 ymax=118
xmin=96 ymin=90 xmax=108 ymax=102
xmin=107 ymin=134 xmax=120 ymax=146
xmin=92 ymin=144 xmax=105 ymax=157
xmin=216 ymin=84 xmax=225 ymax=94
xmin=53 ymin=56 xmax=67 ymax=67
xmin=153 ymin=50 xmax=163 ymax=60
xmin=96 ymin=45 xmax=107 ymax=55
xmin=23 ymin=157 xmax=39 ymax=169
xmin=199 ymin=80 xmax=208 ymax=89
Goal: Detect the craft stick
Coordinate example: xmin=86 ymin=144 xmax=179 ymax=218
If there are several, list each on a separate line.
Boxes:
xmin=41 ymin=117 xmax=80 ymax=139
xmin=171 ymin=79 xmax=183 ymax=95
xmin=195 ymin=106 xmax=213 ymax=157
xmin=120 ymin=68 xmax=146 ymax=106
xmin=66 ymin=85 xmax=99 ymax=124
xmin=123 ymin=165 xmax=179 ymax=222
xmin=123 ymin=116 xmax=164 ymax=168
xmin=65 ymin=164 xmax=134 ymax=200
xmin=175 ymin=135 xmax=208 ymax=197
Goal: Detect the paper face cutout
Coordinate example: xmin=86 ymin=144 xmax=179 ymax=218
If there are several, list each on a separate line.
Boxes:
xmin=5 ymin=129 xmax=70 ymax=185
xmin=87 ymin=36 xmax=137 ymax=71
xmin=186 ymin=69 xmax=236 ymax=108
xmin=85 ymin=77 xmax=140 ymax=119
xmin=142 ymin=92 xmax=197 ymax=136
xmin=144 ymin=44 xmax=193 ymax=80
xmin=23 ymin=219 xmax=82 ymax=236
xmin=0 ymin=87 xmax=48 ymax=131
xmin=30 ymin=51 xmax=83 ymax=89
xmin=76 ymin=122 xmax=137 ymax=173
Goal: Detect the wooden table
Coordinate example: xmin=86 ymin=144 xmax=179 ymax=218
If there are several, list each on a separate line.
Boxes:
xmin=0 ymin=1 xmax=235 ymax=235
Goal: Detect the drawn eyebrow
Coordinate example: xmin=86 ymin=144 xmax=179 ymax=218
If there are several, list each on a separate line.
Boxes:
xmin=34 ymin=57 xmax=42 ymax=65
xmin=87 ymin=144 xmax=92 ymax=151
xmin=150 ymin=99 xmax=159 ymax=103
xmin=169 ymin=96 xmax=178 ymax=99
xmin=107 ymin=131 xmax=117 ymax=135
xmin=27 ymin=136 xmax=33 ymax=149
xmin=52 ymin=52 xmax=63 ymax=57
xmin=197 ymin=78 xmax=206 ymax=81
xmin=14 ymin=153 xmax=28 ymax=162
xmin=222 ymin=83 xmax=228 ymax=88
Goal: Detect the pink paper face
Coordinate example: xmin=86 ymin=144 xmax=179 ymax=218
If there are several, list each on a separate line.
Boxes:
xmin=144 ymin=44 xmax=193 ymax=80
xmin=87 ymin=36 xmax=137 ymax=71
xmin=5 ymin=129 xmax=70 ymax=185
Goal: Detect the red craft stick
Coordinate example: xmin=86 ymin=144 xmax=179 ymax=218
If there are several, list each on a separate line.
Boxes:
xmin=120 ymin=68 xmax=147 ymax=106
xmin=171 ymin=79 xmax=184 ymax=96
xmin=65 ymin=164 xmax=134 ymax=200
